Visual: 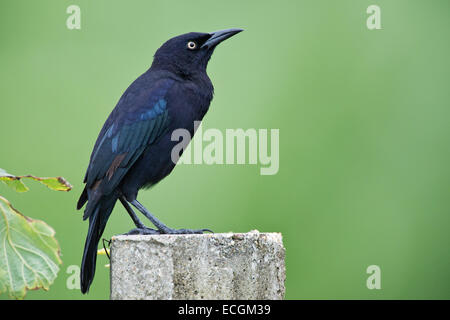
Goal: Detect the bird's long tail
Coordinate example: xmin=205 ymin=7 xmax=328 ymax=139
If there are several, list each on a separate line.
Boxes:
xmin=80 ymin=194 xmax=117 ymax=294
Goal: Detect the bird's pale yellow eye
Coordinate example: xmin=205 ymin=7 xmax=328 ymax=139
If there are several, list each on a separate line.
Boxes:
xmin=187 ymin=41 xmax=197 ymax=50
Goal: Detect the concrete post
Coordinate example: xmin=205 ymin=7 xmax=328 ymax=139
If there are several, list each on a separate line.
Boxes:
xmin=110 ymin=230 xmax=285 ymax=300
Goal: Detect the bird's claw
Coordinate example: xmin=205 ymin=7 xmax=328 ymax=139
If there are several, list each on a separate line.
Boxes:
xmin=124 ymin=227 xmax=213 ymax=235
xmin=124 ymin=227 xmax=160 ymax=235
xmin=160 ymin=228 xmax=213 ymax=235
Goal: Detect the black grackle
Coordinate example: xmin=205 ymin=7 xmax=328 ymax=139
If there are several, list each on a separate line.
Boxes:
xmin=76 ymin=28 xmax=243 ymax=293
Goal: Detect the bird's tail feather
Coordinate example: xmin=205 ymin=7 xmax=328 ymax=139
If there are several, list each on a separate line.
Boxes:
xmin=80 ymin=194 xmax=117 ymax=294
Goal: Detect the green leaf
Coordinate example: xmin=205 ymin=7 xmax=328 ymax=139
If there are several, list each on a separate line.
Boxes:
xmin=0 ymin=169 xmax=28 ymax=192
xmin=0 ymin=196 xmax=62 ymax=299
xmin=0 ymin=168 xmax=72 ymax=192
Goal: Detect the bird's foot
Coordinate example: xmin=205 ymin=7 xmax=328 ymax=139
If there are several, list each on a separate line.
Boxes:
xmin=124 ymin=227 xmax=160 ymax=235
xmin=159 ymin=227 xmax=213 ymax=235
xmin=123 ymin=227 xmax=213 ymax=235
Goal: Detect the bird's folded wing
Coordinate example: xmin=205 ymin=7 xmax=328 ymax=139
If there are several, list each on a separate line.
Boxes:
xmin=83 ymin=78 xmax=175 ymax=202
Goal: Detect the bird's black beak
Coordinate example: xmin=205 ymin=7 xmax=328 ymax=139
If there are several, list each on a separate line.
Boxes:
xmin=201 ymin=28 xmax=244 ymax=49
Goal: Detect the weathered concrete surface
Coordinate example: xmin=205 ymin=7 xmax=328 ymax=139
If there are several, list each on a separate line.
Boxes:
xmin=110 ymin=230 xmax=285 ymax=300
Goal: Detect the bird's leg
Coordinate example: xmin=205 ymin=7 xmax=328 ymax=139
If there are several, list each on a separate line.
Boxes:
xmin=119 ymin=196 xmax=160 ymax=235
xmin=119 ymin=197 xmax=146 ymax=228
xmin=130 ymin=199 xmax=213 ymax=234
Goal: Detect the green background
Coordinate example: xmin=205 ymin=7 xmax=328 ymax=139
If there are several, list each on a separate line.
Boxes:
xmin=1 ymin=0 xmax=449 ymax=299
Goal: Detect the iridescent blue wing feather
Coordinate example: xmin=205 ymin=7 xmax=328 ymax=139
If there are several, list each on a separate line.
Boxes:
xmin=79 ymin=78 xmax=174 ymax=217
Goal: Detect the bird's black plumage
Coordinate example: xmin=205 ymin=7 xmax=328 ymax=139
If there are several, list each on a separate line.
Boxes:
xmin=77 ymin=29 xmax=243 ymax=293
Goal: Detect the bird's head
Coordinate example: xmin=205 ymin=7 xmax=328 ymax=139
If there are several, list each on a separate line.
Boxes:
xmin=151 ymin=28 xmax=243 ymax=77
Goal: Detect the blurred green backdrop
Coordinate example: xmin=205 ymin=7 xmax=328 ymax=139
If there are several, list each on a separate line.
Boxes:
xmin=1 ymin=0 xmax=450 ymax=299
